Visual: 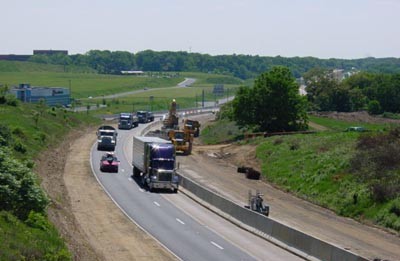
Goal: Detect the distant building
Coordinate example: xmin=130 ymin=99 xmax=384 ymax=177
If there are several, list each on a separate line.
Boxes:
xmin=10 ymin=84 xmax=71 ymax=106
xmin=33 ymin=50 xmax=68 ymax=55
xmin=0 ymin=54 xmax=31 ymax=61
xmin=0 ymin=50 xmax=69 ymax=61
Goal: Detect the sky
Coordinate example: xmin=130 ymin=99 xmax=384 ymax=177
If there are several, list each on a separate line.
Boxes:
xmin=1 ymin=0 xmax=400 ymax=59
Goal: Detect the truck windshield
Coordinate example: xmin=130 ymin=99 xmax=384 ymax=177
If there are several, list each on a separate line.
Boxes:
xmin=152 ymin=160 xmax=174 ymax=170
xmin=99 ymin=131 xmax=114 ymax=136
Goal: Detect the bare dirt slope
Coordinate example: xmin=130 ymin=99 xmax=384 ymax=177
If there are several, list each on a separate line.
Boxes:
xmin=36 ymin=127 xmax=176 ymax=261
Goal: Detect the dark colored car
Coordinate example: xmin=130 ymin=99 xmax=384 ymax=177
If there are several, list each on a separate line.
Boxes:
xmin=100 ymin=153 xmax=120 ymax=172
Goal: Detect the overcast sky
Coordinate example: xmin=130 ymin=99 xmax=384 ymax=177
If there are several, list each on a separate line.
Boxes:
xmin=1 ymin=0 xmax=399 ymax=59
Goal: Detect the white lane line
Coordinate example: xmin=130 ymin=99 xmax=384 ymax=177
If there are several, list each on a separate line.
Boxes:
xmin=138 ymin=188 xmax=145 ymax=192
xmin=153 ymin=201 xmax=160 ymax=207
xmin=121 ymin=169 xmax=125 ymax=172
xmin=211 ymin=241 xmax=224 ymax=250
xmin=176 ymin=218 xmax=185 ymax=225
xmin=128 ymin=177 xmax=133 ymax=181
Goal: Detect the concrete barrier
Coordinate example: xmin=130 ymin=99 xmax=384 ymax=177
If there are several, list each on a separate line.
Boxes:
xmin=178 ymin=174 xmax=368 ymax=261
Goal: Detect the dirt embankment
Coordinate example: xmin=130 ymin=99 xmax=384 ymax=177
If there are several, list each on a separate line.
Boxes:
xmin=36 ymin=127 xmax=176 ymax=261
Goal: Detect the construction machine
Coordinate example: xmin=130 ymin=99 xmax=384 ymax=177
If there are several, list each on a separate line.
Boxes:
xmin=161 ymin=99 xmax=194 ymax=155
xmin=183 ymin=119 xmax=201 ymax=137
xmin=168 ymin=129 xmax=193 ymax=155
xmin=162 ymin=99 xmax=179 ymax=130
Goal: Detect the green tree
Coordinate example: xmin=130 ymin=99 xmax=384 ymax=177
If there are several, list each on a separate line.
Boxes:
xmin=233 ymin=66 xmax=308 ymax=132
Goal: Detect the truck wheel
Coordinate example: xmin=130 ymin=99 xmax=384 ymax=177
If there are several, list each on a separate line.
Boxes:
xmin=133 ymin=167 xmax=140 ymax=177
xmin=173 ymin=188 xmax=178 ymax=193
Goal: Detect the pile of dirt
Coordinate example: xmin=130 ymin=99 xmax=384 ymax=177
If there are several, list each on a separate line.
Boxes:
xmin=314 ymin=111 xmax=400 ymax=125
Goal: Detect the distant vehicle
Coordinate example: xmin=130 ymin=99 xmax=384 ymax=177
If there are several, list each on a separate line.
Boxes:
xmin=346 ymin=126 xmax=366 ymax=132
xmin=100 ymin=152 xmax=119 ymax=172
xmin=97 ymin=126 xmax=117 ymax=151
xmin=132 ymin=136 xmax=179 ymax=192
xmin=118 ymin=112 xmax=139 ymax=129
xmin=183 ymin=119 xmax=201 ymax=137
xmin=137 ymin=111 xmax=154 ymax=123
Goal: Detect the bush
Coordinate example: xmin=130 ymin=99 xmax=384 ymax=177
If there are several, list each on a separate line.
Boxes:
xmin=12 ymin=127 xmax=25 ymax=138
xmin=351 ymin=128 xmax=400 ymax=202
xmin=0 ymin=148 xmax=49 ymax=219
xmin=0 ymin=124 xmax=12 ymax=146
xmin=5 ymin=94 xmax=19 ymax=106
xmin=367 ymin=100 xmax=382 ymax=115
xmin=13 ymin=139 xmax=27 ymax=154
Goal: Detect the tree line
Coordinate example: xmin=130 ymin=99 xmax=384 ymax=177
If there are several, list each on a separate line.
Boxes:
xmin=28 ymin=49 xmax=400 ymax=79
xmin=305 ymin=69 xmax=400 ymax=114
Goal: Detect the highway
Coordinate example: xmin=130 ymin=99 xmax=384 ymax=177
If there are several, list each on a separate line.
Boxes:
xmin=90 ymin=122 xmax=304 ymax=261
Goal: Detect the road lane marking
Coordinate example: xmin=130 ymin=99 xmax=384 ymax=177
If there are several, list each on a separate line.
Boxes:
xmin=176 ymin=218 xmax=185 ymax=225
xmin=211 ymin=241 xmax=224 ymax=250
xmin=128 ymin=177 xmax=133 ymax=181
xmin=121 ymin=169 xmax=125 ymax=172
xmin=138 ymin=188 xmax=145 ymax=192
xmin=153 ymin=201 xmax=160 ymax=207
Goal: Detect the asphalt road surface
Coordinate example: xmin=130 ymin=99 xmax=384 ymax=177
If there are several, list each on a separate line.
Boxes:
xmin=90 ymin=122 xmax=303 ymax=261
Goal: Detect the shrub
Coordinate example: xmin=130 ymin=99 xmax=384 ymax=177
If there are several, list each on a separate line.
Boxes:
xmin=13 ymin=139 xmax=27 ymax=154
xmin=351 ymin=128 xmax=400 ymax=202
xmin=0 ymin=148 xmax=49 ymax=219
xmin=367 ymin=100 xmax=382 ymax=115
xmin=5 ymin=94 xmax=19 ymax=106
xmin=12 ymin=127 xmax=25 ymax=138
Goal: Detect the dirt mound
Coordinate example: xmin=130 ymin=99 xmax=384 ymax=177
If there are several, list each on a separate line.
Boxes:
xmin=315 ymin=111 xmax=400 ymax=125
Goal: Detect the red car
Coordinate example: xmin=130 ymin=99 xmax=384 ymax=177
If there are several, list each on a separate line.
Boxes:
xmin=100 ymin=153 xmax=120 ymax=172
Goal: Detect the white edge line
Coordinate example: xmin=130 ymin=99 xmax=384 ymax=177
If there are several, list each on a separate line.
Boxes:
xmin=154 ymin=201 xmax=160 ymax=207
xmin=211 ymin=241 xmax=224 ymax=250
xmin=176 ymin=218 xmax=185 ymax=225
xmin=90 ymin=142 xmax=183 ymax=261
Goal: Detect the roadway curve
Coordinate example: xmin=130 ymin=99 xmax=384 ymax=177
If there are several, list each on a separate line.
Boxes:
xmin=90 ymin=122 xmax=303 ymax=261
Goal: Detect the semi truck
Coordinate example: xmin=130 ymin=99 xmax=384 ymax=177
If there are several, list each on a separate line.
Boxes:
xmin=132 ymin=136 xmax=179 ymax=192
xmin=97 ymin=126 xmax=117 ymax=151
xmin=118 ymin=112 xmax=139 ymax=129
xmin=137 ymin=111 xmax=154 ymax=123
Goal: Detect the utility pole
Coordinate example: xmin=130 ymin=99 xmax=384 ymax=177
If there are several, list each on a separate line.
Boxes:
xmin=68 ymin=79 xmax=72 ymax=104
xmin=202 ymin=89 xmax=205 ymax=108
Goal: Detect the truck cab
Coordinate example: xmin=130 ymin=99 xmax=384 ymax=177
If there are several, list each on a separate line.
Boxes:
xmin=137 ymin=111 xmax=154 ymax=123
xmin=118 ymin=113 xmax=139 ymax=129
xmin=97 ymin=126 xmax=117 ymax=151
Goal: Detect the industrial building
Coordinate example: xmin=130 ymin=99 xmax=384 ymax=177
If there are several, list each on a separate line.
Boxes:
xmin=10 ymin=83 xmax=71 ymax=106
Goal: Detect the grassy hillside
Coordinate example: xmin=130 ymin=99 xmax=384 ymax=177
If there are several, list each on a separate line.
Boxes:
xmin=201 ymin=115 xmax=400 ymax=231
xmin=0 ymin=71 xmax=184 ymax=99
xmin=0 ymin=98 xmax=100 ymax=260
